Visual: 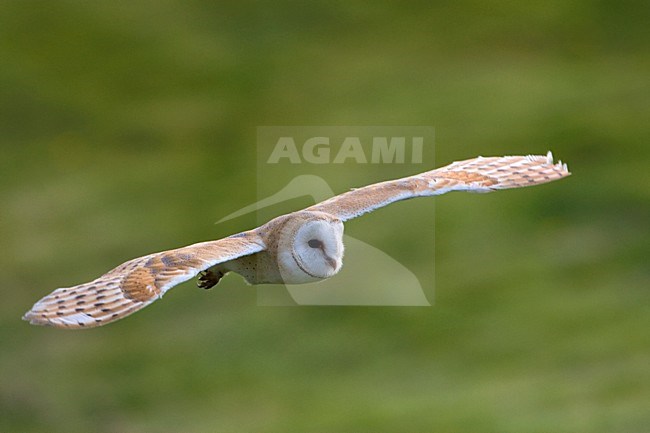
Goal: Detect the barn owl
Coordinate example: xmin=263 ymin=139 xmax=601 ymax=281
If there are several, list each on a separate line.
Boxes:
xmin=23 ymin=152 xmax=570 ymax=329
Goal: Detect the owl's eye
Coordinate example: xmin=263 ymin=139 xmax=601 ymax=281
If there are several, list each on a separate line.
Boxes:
xmin=307 ymin=239 xmax=322 ymax=249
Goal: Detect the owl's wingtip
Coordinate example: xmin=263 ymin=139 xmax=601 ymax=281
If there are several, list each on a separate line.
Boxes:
xmin=23 ymin=307 xmax=59 ymax=327
xmin=22 ymin=310 xmax=43 ymax=326
xmin=22 ymin=308 xmax=34 ymax=321
xmin=545 ymin=150 xmax=571 ymax=176
xmin=22 ymin=310 xmax=41 ymax=325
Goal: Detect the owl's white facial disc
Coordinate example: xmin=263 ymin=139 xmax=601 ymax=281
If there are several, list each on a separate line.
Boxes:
xmin=278 ymin=218 xmax=344 ymax=284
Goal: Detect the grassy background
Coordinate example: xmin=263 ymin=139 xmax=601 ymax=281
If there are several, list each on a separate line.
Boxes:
xmin=1 ymin=1 xmax=649 ymax=432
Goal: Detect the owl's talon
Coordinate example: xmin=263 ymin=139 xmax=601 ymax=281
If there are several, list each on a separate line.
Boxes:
xmin=197 ymin=270 xmax=224 ymax=290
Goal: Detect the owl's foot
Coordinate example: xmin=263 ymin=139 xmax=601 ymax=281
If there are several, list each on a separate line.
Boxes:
xmin=197 ymin=270 xmax=224 ymax=290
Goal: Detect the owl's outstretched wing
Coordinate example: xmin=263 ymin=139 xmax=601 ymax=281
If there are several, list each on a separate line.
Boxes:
xmin=23 ymin=231 xmax=265 ymax=329
xmin=306 ymin=152 xmax=570 ymax=221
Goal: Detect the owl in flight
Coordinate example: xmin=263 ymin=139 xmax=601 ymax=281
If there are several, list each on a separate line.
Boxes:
xmin=24 ymin=152 xmax=570 ymax=329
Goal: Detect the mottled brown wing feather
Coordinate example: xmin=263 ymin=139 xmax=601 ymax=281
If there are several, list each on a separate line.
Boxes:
xmin=306 ymin=152 xmax=570 ymax=221
xmin=23 ymin=230 xmax=265 ymax=329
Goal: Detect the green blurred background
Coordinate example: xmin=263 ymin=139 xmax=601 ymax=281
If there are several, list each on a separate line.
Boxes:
xmin=1 ymin=1 xmax=649 ymax=432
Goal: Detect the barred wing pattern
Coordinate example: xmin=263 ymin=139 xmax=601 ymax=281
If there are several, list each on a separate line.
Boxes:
xmin=23 ymin=231 xmax=265 ymax=328
xmin=306 ymin=152 xmax=570 ymax=221
xmin=23 ymin=151 xmax=570 ymax=330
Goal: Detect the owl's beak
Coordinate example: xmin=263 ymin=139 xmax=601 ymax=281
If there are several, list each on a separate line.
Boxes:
xmin=325 ymin=256 xmax=338 ymax=270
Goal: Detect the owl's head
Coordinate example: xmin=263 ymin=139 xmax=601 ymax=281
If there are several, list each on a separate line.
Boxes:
xmin=277 ymin=212 xmax=344 ymax=284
